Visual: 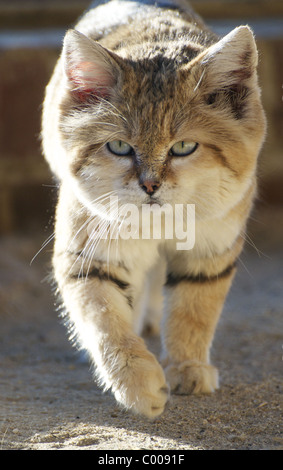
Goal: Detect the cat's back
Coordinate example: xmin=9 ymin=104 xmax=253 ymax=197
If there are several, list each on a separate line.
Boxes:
xmin=75 ymin=0 xmax=212 ymax=56
xmin=76 ymin=0 xmax=201 ymax=38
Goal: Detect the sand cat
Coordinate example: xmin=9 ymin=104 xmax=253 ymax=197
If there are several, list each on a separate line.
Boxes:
xmin=42 ymin=0 xmax=266 ymax=417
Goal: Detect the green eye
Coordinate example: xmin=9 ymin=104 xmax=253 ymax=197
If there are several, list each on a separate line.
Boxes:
xmin=170 ymin=141 xmax=198 ymax=157
xmin=107 ymin=140 xmax=134 ymax=156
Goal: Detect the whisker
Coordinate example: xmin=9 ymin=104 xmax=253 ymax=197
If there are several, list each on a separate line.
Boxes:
xmin=64 ymin=191 xmax=119 ymax=280
xmin=194 ymin=69 xmax=205 ymax=92
xmin=69 ymin=191 xmax=120 ymax=281
xmin=30 ymin=232 xmax=55 ymax=265
xmin=84 ymin=218 xmax=112 ymax=281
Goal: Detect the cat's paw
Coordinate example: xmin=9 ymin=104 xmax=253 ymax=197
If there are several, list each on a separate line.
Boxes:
xmin=165 ymin=360 xmax=219 ymax=395
xmin=112 ymin=353 xmax=169 ymax=418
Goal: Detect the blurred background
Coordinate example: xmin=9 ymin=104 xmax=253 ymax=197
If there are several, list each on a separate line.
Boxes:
xmin=0 ymin=0 xmax=282 ymax=236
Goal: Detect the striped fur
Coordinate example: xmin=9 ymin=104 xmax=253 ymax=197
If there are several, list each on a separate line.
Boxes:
xmin=41 ymin=0 xmax=266 ymax=417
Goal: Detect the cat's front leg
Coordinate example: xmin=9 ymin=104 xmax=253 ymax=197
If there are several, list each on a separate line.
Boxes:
xmin=55 ymin=251 xmax=169 ymax=418
xmin=161 ymin=258 xmax=237 ymax=395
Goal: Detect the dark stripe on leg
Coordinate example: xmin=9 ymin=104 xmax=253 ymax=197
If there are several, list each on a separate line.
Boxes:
xmin=70 ymin=267 xmax=129 ymax=290
xmin=166 ymin=261 xmax=237 ymax=286
xmin=70 ymin=267 xmax=132 ymax=307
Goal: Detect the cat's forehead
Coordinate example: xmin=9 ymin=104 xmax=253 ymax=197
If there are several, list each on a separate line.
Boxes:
xmin=116 ymin=59 xmax=197 ymax=139
xmin=119 ymin=39 xmax=204 ymax=105
xmin=121 ymin=39 xmax=203 ymax=73
xmin=118 ymin=81 xmax=178 ymax=142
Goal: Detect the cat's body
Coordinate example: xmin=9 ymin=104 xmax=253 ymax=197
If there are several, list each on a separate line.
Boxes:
xmin=42 ymin=0 xmax=266 ymax=417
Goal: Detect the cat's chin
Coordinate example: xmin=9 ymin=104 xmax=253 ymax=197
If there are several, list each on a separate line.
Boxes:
xmin=117 ymin=194 xmax=165 ymax=208
xmin=144 ymin=197 xmax=163 ymax=206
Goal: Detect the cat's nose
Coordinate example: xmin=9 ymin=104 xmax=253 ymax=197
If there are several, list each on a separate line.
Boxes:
xmin=139 ymin=178 xmax=161 ymax=195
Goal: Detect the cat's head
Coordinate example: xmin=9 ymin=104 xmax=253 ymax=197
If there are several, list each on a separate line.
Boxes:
xmin=59 ymin=26 xmax=266 ymax=221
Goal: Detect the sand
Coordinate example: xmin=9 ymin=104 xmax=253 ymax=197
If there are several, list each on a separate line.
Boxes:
xmin=0 ymin=208 xmax=282 ymax=451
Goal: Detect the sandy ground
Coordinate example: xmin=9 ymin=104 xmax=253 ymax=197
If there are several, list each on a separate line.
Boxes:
xmin=0 ymin=208 xmax=282 ymax=451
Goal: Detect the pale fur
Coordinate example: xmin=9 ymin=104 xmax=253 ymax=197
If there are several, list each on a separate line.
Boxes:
xmin=42 ymin=0 xmax=266 ymax=417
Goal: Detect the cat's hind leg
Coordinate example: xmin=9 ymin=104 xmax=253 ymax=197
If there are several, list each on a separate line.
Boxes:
xmin=141 ymin=257 xmax=166 ymax=336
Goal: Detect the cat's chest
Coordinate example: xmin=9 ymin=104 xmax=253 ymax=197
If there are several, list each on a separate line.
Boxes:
xmin=192 ymin=216 xmax=242 ymax=258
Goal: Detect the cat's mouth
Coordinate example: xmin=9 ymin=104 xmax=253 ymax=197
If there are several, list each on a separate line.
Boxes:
xmin=145 ymin=197 xmax=162 ymax=206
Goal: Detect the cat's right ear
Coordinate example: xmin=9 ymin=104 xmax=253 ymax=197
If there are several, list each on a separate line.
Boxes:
xmin=62 ymin=29 xmax=122 ymax=102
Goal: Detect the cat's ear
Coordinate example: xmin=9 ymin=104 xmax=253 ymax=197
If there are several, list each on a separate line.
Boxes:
xmin=62 ymin=29 xmax=122 ymax=101
xmin=199 ymin=26 xmax=258 ymax=91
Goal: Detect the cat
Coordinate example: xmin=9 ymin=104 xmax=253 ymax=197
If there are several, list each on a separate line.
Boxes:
xmin=41 ymin=0 xmax=266 ymax=417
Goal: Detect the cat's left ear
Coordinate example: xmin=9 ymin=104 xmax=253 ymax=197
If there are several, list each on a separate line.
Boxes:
xmin=198 ymin=26 xmax=258 ymax=91
xmin=62 ymin=29 xmax=124 ymax=101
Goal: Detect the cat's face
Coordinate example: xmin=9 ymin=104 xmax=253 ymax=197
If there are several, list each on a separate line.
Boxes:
xmin=59 ymin=27 xmax=266 ymax=221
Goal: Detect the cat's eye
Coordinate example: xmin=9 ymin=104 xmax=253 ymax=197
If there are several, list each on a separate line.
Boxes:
xmin=107 ymin=140 xmax=134 ymax=156
xmin=170 ymin=141 xmax=198 ymax=157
